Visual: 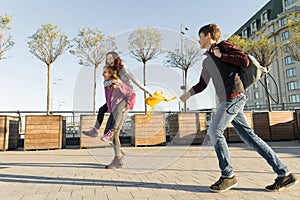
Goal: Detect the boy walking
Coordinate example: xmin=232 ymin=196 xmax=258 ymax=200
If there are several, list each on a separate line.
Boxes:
xmin=180 ymin=24 xmax=298 ymax=193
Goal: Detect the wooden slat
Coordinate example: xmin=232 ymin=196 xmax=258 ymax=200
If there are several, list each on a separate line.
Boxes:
xmin=253 ymin=112 xmax=270 ymax=141
xmin=131 ymin=114 xmax=165 ymax=146
xmin=24 ymin=115 xmax=65 ymax=150
xmin=168 ymin=113 xmax=207 ymax=145
xmin=0 ymin=116 xmax=19 ymax=151
xmin=269 ymin=112 xmax=295 ymax=141
xmin=80 ymin=115 xmax=109 ymax=148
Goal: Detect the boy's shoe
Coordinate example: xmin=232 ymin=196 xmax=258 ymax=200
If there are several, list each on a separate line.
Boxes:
xmin=105 ymin=158 xmax=123 ymax=169
xmin=82 ymin=127 xmax=98 ymax=137
xmin=100 ymin=130 xmax=113 ymax=144
xmin=265 ymin=173 xmax=298 ymax=192
xmin=209 ymin=176 xmax=238 ymax=193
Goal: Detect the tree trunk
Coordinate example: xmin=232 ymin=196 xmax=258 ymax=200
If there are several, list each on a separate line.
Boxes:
xmin=143 ymin=61 xmax=147 ymax=114
xmin=184 ymin=69 xmax=188 ymax=113
xmin=47 ymin=64 xmax=51 ymax=115
xmin=93 ymin=65 xmax=98 ymax=115
xmin=264 ymin=74 xmax=272 ymax=111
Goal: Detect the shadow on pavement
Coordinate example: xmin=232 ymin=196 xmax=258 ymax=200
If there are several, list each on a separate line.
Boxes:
xmin=0 ymin=173 xmax=268 ymax=193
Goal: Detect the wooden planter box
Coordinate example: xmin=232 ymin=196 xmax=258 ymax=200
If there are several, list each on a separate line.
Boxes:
xmin=80 ymin=115 xmax=109 ymax=148
xmin=168 ymin=113 xmax=207 ymax=145
xmin=226 ymin=112 xmax=253 ymax=143
xmin=253 ymin=112 xmax=295 ymax=141
xmin=131 ymin=114 xmax=165 ymax=146
xmin=294 ymin=109 xmax=300 ymax=140
xmin=25 ymin=115 xmax=66 ymax=150
xmin=0 ymin=116 xmax=20 ymax=151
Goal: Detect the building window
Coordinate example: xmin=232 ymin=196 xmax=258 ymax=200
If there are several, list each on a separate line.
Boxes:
xmin=255 ymin=102 xmax=260 ymax=109
xmin=281 ymin=17 xmax=288 ymax=26
xmin=289 ymin=94 xmax=300 ymax=103
xmin=284 ymin=44 xmax=291 ymax=53
xmin=251 ymin=20 xmax=257 ymax=33
xmin=286 ymin=68 xmax=296 ymax=78
xmin=284 ymin=0 xmax=297 ymax=7
xmin=243 ymin=28 xmax=248 ymax=39
xmin=261 ymin=11 xmax=269 ymax=24
xmin=287 ymin=81 xmax=298 ymax=90
xmin=253 ymin=82 xmax=258 ymax=89
xmin=254 ymin=91 xmax=259 ymax=99
xmin=282 ymin=31 xmax=290 ymax=41
xmin=285 ymin=56 xmax=295 ymax=65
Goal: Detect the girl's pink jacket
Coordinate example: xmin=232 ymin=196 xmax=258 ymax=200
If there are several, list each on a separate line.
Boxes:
xmin=104 ymin=81 xmax=136 ymax=113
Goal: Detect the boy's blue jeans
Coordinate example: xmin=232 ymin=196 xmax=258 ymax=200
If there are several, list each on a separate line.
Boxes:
xmin=207 ymin=93 xmax=289 ymax=178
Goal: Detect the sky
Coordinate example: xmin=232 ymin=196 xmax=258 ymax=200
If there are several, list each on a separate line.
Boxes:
xmin=0 ymin=0 xmax=270 ymax=112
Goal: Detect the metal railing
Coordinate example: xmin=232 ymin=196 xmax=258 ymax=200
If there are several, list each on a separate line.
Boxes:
xmin=0 ymin=110 xmax=213 ymax=138
xmin=244 ymin=102 xmax=300 ymax=111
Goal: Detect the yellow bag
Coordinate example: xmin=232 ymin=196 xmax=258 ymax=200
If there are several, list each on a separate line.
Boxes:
xmin=145 ymin=90 xmax=176 ymax=118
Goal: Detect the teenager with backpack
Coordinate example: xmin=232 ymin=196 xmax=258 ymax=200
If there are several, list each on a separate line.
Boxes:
xmin=180 ymin=24 xmax=298 ymax=193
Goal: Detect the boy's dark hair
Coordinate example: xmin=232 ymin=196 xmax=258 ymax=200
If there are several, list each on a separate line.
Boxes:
xmin=198 ymin=24 xmax=221 ymax=42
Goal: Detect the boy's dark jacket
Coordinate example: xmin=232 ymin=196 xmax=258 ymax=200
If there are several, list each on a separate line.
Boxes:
xmin=189 ymin=40 xmax=250 ymax=102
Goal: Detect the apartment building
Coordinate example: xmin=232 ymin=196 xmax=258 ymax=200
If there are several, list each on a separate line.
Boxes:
xmin=234 ymin=0 xmax=300 ymax=111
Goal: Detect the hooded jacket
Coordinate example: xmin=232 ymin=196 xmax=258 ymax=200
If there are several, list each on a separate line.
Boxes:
xmin=105 ymin=80 xmax=136 ymax=113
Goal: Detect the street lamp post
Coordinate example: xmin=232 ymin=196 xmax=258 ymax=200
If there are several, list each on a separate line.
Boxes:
xmin=180 ymin=24 xmax=189 ymax=112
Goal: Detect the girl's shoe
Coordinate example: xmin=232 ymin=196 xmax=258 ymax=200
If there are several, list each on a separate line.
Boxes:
xmin=100 ymin=130 xmax=113 ymax=144
xmin=105 ymin=157 xmax=123 ymax=169
xmin=82 ymin=127 xmax=98 ymax=137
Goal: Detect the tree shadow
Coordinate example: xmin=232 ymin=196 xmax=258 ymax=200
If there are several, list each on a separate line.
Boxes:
xmin=0 ymin=173 xmax=267 ymax=193
xmin=0 ymin=173 xmax=208 ymax=192
xmin=2 ymin=162 xmax=299 ymax=176
xmin=0 ymin=162 xmax=105 ymax=169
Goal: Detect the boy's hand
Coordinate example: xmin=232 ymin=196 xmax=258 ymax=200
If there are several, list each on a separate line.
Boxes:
xmin=212 ymin=47 xmax=222 ymax=58
xmin=112 ymin=79 xmax=122 ymax=86
xmin=180 ymin=91 xmax=191 ymax=103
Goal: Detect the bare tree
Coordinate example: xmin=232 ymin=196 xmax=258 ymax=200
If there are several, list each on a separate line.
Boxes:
xmin=229 ymin=31 xmax=279 ymax=111
xmin=165 ymin=37 xmax=201 ymax=112
xmin=0 ymin=14 xmax=14 ymax=60
xmin=28 ymin=23 xmax=70 ymax=115
xmin=70 ymin=27 xmax=116 ymax=114
xmin=128 ymin=27 xmax=162 ymax=113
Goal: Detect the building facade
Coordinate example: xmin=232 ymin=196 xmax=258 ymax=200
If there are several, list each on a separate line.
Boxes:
xmin=234 ymin=0 xmax=300 ymax=111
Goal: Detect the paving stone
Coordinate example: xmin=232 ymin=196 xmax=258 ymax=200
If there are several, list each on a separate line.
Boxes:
xmin=0 ymin=141 xmax=299 ymax=200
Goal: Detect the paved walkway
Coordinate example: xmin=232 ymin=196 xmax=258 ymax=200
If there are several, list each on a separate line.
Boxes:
xmin=0 ymin=141 xmax=299 ymax=200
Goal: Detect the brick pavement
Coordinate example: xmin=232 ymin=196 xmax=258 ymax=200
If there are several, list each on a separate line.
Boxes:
xmin=0 ymin=141 xmax=299 ymax=200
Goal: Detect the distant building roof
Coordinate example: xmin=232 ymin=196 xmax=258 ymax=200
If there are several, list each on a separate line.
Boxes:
xmin=234 ymin=0 xmax=283 ymax=37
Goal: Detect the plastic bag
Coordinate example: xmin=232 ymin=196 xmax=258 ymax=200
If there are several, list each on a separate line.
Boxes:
xmin=145 ymin=90 xmax=176 ymax=119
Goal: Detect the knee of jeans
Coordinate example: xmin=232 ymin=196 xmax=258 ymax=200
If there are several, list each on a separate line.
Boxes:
xmin=207 ymin=129 xmax=225 ymax=143
xmin=207 ymin=126 xmax=224 ymax=137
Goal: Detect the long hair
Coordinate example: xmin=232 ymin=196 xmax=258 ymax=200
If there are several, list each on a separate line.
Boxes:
xmin=104 ymin=66 xmax=119 ymax=88
xmin=105 ymin=51 xmax=124 ymax=71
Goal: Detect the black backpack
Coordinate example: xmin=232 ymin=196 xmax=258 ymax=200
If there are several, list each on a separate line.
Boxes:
xmin=240 ymin=54 xmax=269 ymax=89
xmin=240 ymin=54 xmax=279 ymax=104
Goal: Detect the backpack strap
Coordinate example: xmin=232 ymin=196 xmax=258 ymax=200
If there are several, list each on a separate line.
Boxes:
xmin=258 ymin=73 xmax=279 ymax=104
